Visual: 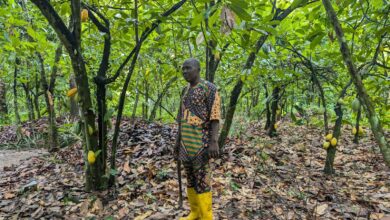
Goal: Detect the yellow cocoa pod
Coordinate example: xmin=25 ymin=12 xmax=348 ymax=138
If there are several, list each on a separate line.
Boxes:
xmin=323 ymin=141 xmax=330 ymax=149
xmin=274 ymin=123 xmax=278 ymax=129
xmin=88 ymin=151 xmax=95 ymax=165
xmin=330 ymin=137 xmax=337 ymax=146
xmin=81 ymin=9 xmax=88 ymax=22
xmin=88 ymin=125 xmax=94 ymax=136
xmin=214 ymin=52 xmax=220 ymax=61
xmin=358 ymin=127 xmax=364 ymax=135
xmin=67 ymin=88 xmax=78 ymax=97
xmin=352 ymin=127 xmax=357 ymax=135
xmin=325 ymin=133 xmax=333 ymax=141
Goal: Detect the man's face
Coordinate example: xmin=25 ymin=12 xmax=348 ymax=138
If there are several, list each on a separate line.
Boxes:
xmin=182 ymin=60 xmax=199 ymax=83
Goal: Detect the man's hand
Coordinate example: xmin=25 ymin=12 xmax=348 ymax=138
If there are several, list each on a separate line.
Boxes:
xmin=208 ymin=139 xmax=219 ymax=158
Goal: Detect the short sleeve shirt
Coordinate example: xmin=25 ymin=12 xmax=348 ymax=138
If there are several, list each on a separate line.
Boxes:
xmin=177 ymin=80 xmax=221 ymax=165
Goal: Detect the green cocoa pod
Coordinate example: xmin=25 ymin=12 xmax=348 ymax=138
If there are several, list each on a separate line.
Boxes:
xmin=351 ymin=98 xmax=360 ymax=112
xmin=371 ymin=116 xmax=379 ymax=129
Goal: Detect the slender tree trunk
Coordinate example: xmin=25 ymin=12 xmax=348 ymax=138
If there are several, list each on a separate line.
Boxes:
xmin=0 ymin=80 xmax=8 ymax=121
xmin=218 ymin=1 xmax=309 ymax=148
xmin=323 ymin=0 xmax=390 ymax=167
xmin=149 ymin=76 xmax=177 ymax=121
xmin=143 ymin=81 xmax=149 ymax=119
xmin=37 ymin=53 xmax=58 ymax=152
xmin=267 ymin=86 xmax=280 ymax=137
xmin=264 ymin=84 xmax=271 ymax=130
xmin=69 ymin=51 xmax=101 ymax=191
xmin=290 ymin=48 xmax=329 ymax=133
xmin=13 ymin=58 xmax=21 ymax=124
xmin=324 ymin=80 xmax=352 ymax=174
xmin=311 ymin=72 xmax=329 ymax=133
xmin=30 ymin=0 xmax=102 ymax=190
xmin=22 ymin=83 xmax=35 ymax=121
xmin=132 ymin=83 xmax=140 ymax=119
xmin=34 ymin=71 xmax=41 ymax=119
xmin=107 ymin=0 xmax=188 ymax=187
xmin=218 ymin=80 xmax=243 ymax=149
xmin=353 ymin=103 xmax=362 ymax=144
xmin=69 ymin=75 xmax=78 ymax=117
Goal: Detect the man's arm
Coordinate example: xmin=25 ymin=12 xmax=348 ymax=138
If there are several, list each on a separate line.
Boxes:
xmin=209 ymin=120 xmax=219 ymax=158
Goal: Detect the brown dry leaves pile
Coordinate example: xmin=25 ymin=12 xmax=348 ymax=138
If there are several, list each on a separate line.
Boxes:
xmin=0 ymin=119 xmax=389 ymax=219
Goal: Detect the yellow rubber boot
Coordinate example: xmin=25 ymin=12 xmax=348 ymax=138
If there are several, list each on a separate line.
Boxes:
xmin=197 ymin=191 xmax=212 ymax=220
xmin=180 ymin=188 xmax=200 ymax=220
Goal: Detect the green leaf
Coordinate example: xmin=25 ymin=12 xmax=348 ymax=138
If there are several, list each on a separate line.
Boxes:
xmin=94 ymin=150 xmax=102 ymax=157
xmin=230 ymin=0 xmax=248 ymax=9
xmin=291 ymin=111 xmax=297 ymax=122
xmin=260 ymin=26 xmax=277 ymax=36
xmin=27 ymin=27 xmax=37 ymax=40
xmin=228 ymin=4 xmax=251 ymax=21
xmin=310 ymin=33 xmax=324 ymax=50
xmin=191 ymin=12 xmax=204 ymax=27
xmin=371 ymin=0 xmax=383 ymax=9
xmin=110 ymin=169 xmax=117 ymax=176
xmin=290 ymin=0 xmax=304 ymax=9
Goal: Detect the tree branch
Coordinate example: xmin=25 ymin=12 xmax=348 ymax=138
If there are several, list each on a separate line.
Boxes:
xmin=82 ymin=4 xmax=111 ymax=82
xmin=71 ymin=0 xmax=81 ymax=49
xmin=30 ymin=0 xmax=75 ymax=54
xmin=49 ymin=44 xmax=63 ymax=93
xmin=105 ymin=0 xmax=188 ymax=84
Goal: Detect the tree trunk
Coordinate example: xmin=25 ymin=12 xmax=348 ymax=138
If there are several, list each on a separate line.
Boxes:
xmin=132 ymin=84 xmax=139 ymax=119
xmin=0 ymin=80 xmax=8 ymax=121
xmin=107 ymin=0 xmax=187 ymax=187
xmin=149 ymin=76 xmax=177 ymax=121
xmin=37 ymin=53 xmax=58 ymax=152
xmin=324 ymin=80 xmax=352 ymax=174
xmin=264 ymin=84 xmax=271 ymax=130
xmin=218 ymin=80 xmax=243 ymax=150
xmin=289 ymin=48 xmax=329 ymax=133
xmin=34 ymin=71 xmax=41 ymax=119
xmin=30 ymin=0 xmax=103 ymax=190
xmin=353 ymin=102 xmax=361 ymax=144
xmin=218 ymin=1 xmax=309 ymax=148
xmin=143 ymin=81 xmax=149 ymax=119
xmin=323 ymin=0 xmax=390 ymax=167
xmin=267 ymin=86 xmax=280 ymax=137
xmin=311 ymin=72 xmax=328 ymax=133
xmin=69 ymin=51 xmax=101 ymax=191
xmin=69 ymin=75 xmax=78 ymax=118
xmin=22 ymin=83 xmax=35 ymax=121
xmin=13 ymin=58 xmax=21 ymax=124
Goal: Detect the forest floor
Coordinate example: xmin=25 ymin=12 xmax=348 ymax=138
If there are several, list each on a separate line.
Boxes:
xmin=0 ymin=149 xmax=47 ymax=170
xmin=0 ymin=118 xmax=389 ymax=220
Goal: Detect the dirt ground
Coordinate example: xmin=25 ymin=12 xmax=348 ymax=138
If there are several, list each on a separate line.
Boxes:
xmin=0 ymin=149 xmax=47 ymax=170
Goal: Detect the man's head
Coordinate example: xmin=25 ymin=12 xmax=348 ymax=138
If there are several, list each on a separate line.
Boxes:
xmin=182 ymin=58 xmax=200 ymax=84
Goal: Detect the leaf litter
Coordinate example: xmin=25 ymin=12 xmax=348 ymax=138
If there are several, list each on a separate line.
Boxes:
xmin=0 ymin=118 xmax=389 ymax=219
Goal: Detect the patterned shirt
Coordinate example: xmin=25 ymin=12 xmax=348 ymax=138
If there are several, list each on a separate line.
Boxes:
xmin=177 ymin=80 xmax=221 ymax=165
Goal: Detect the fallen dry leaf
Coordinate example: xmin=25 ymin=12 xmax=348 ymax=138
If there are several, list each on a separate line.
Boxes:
xmin=134 ymin=210 xmax=153 ymax=220
xmin=123 ymin=160 xmax=131 ymax=173
xmin=370 ymin=213 xmax=384 ymax=220
xmin=314 ymin=204 xmax=328 ymax=216
xmin=4 ymin=192 xmax=16 ymax=199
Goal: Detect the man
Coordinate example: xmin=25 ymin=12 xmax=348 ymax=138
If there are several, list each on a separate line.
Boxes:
xmin=175 ymin=58 xmax=221 ymax=220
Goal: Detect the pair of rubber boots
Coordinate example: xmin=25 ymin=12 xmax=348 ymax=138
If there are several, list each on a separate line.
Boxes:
xmin=179 ymin=188 xmax=212 ymax=220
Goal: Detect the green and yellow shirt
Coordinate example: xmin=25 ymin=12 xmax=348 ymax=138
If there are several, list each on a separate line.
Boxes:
xmin=177 ymin=80 xmax=221 ymax=165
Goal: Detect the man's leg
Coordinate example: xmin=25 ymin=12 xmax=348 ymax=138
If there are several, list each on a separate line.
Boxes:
xmin=193 ymin=163 xmax=213 ymax=220
xmin=180 ymin=162 xmax=200 ymax=220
